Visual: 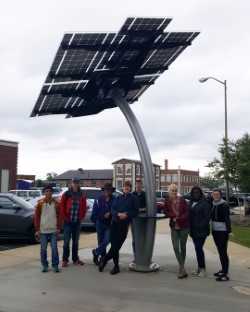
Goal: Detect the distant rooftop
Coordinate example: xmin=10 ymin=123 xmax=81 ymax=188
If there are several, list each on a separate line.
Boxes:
xmin=55 ymin=169 xmax=113 ymax=180
xmin=112 ymin=158 xmax=160 ymax=167
xmin=0 ymin=140 xmax=18 ymax=148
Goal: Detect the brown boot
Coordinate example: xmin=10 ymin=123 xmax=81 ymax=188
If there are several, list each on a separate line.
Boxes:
xmin=178 ymin=266 xmax=188 ymax=279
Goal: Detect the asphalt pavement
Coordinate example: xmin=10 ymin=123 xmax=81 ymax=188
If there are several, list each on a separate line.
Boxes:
xmin=0 ymin=221 xmax=249 ymax=312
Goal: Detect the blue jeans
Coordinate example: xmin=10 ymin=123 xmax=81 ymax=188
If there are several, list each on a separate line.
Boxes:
xmin=40 ymin=233 xmax=59 ymax=267
xmin=95 ymin=220 xmax=110 ymax=257
xmin=63 ymin=222 xmax=81 ymax=262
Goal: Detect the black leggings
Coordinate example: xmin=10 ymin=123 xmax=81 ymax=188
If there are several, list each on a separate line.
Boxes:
xmin=104 ymin=220 xmax=129 ymax=267
xmin=212 ymin=231 xmax=229 ymax=274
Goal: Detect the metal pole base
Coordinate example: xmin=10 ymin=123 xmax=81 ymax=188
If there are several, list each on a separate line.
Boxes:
xmin=129 ymin=262 xmax=160 ymax=273
xmin=129 ymin=216 xmax=159 ymax=272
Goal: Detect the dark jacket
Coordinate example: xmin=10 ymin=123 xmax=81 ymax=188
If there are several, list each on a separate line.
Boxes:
xmin=211 ymin=200 xmax=231 ymax=233
xmin=91 ymin=195 xmax=114 ymax=225
xmin=133 ymin=191 xmax=146 ymax=212
xmin=111 ymin=193 xmax=139 ymax=222
xmin=164 ymin=196 xmax=189 ymax=229
xmin=189 ymin=198 xmax=211 ymax=238
xmin=60 ymin=190 xmax=87 ymax=223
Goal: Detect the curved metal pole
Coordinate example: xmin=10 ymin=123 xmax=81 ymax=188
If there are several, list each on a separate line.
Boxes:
xmin=112 ymin=88 xmax=157 ymax=272
xmin=112 ymin=89 xmax=156 ymax=217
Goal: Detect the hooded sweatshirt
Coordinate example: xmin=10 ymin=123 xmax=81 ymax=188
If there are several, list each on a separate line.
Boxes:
xmin=211 ymin=199 xmax=231 ymax=233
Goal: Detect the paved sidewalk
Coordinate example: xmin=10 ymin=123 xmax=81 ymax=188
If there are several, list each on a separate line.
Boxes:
xmin=0 ymin=220 xmax=250 ymax=311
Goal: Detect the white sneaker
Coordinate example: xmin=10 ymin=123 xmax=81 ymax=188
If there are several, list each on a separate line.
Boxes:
xmin=197 ymin=269 xmax=207 ymax=278
xmin=192 ymin=269 xmax=200 ymax=276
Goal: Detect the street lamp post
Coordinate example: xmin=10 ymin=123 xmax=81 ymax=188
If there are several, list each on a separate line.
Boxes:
xmin=199 ymin=76 xmax=230 ymax=203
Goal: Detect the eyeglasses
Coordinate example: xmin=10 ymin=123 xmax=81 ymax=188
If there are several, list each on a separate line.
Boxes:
xmin=171 ymin=190 xmax=178 ymax=193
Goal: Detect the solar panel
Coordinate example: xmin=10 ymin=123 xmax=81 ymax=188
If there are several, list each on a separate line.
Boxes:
xmin=31 ymin=17 xmax=199 ymax=118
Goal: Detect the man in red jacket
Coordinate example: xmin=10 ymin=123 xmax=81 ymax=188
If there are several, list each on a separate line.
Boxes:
xmin=60 ymin=177 xmax=87 ymax=267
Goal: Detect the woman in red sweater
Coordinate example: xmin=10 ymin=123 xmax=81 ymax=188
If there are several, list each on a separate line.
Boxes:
xmin=164 ymin=184 xmax=189 ymax=278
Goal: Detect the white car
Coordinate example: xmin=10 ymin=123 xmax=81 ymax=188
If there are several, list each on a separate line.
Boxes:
xmin=8 ymin=189 xmax=42 ymax=202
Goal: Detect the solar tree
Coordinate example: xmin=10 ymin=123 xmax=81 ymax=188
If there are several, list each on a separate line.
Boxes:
xmin=31 ymin=17 xmax=199 ymax=272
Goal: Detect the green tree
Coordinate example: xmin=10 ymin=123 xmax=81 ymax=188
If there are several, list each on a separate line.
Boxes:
xmin=207 ymin=138 xmax=239 ymax=191
xmin=200 ymin=175 xmax=224 ymax=190
xmin=35 ymin=179 xmax=44 ymax=187
xmin=207 ymin=133 xmax=250 ymax=192
xmin=235 ymin=134 xmax=250 ymax=192
xmin=46 ymin=172 xmax=58 ymax=181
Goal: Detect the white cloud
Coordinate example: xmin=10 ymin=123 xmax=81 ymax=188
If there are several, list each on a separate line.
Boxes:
xmin=0 ymin=0 xmax=249 ymax=179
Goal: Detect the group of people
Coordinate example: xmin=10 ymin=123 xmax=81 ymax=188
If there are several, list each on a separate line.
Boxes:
xmin=34 ymin=177 xmax=87 ymax=272
xmin=34 ymin=178 xmax=140 ymax=275
xmin=165 ymin=184 xmax=231 ymax=282
xmin=34 ymin=178 xmax=231 ymax=282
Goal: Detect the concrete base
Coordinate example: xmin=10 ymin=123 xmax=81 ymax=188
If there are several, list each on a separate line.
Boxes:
xmin=1 ymin=226 xmax=250 ymax=312
xmin=129 ymin=261 xmax=160 ymax=272
xmin=132 ymin=216 xmax=156 ymax=270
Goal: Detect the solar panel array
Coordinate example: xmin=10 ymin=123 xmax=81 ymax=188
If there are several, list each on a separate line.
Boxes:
xmin=31 ymin=17 xmax=199 ymax=118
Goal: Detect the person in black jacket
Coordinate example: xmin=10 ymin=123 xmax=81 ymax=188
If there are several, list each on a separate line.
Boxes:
xmin=211 ymin=189 xmax=231 ymax=281
xmin=189 ymin=186 xmax=211 ymax=277
xmin=99 ymin=180 xmax=139 ymax=275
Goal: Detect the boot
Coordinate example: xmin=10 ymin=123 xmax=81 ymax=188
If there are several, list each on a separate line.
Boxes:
xmin=178 ymin=265 xmax=188 ymax=279
xmin=110 ymin=265 xmax=120 ymax=275
xmin=92 ymin=249 xmax=99 ymax=266
xmin=99 ymin=258 xmax=107 ymax=272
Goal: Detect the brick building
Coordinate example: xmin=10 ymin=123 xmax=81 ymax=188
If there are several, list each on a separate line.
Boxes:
xmin=0 ymin=140 xmax=18 ymax=192
xmin=17 ymin=174 xmax=36 ymax=184
xmin=112 ymin=158 xmax=161 ymax=191
xmin=54 ymin=168 xmax=113 ymax=188
xmin=161 ymin=159 xmax=199 ymax=194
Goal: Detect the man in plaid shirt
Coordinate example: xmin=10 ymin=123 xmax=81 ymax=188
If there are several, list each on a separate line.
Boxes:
xmin=60 ymin=177 xmax=87 ymax=267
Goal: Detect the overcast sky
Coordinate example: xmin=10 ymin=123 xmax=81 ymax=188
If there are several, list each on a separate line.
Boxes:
xmin=0 ymin=0 xmax=249 ymax=179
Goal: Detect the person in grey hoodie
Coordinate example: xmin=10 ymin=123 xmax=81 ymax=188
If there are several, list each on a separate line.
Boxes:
xmin=211 ymin=189 xmax=231 ymax=281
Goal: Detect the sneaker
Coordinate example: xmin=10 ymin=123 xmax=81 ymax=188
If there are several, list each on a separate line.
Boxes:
xmin=62 ymin=260 xmax=69 ymax=268
xmin=214 ymin=270 xmax=223 ymax=277
xmin=110 ymin=266 xmax=120 ymax=275
xmin=73 ymin=259 xmax=84 ymax=266
xmin=41 ymin=266 xmax=49 ymax=273
xmin=197 ymin=269 xmax=207 ymax=278
xmin=216 ymin=274 xmax=229 ymax=282
xmin=192 ymin=269 xmax=200 ymax=276
xmin=92 ymin=249 xmax=99 ymax=266
xmin=53 ymin=266 xmax=60 ymax=273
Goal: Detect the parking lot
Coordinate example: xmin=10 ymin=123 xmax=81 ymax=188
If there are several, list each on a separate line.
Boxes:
xmin=0 ymin=220 xmax=250 ymax=312
xmin=0 ymin=228 xmax=95 ymax=251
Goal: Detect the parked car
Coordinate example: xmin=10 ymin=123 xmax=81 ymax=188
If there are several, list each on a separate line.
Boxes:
xmin=0 ymin=193 xmax=37 ymax=242
xmin=156 ymin=190 xmax=168 ymax=202
xmin=0 ymin=188 xmax=121 ymax=241
xmin=9 ymin=189 xmax=42 ymax=202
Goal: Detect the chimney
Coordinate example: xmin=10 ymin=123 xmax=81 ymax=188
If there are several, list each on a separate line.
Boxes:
xmin=165 ymin=159 xmax=168 ymax=170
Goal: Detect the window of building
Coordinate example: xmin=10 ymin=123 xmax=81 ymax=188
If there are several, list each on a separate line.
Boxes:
xmin=116 ymin=180 xmax=123 ymax=190
xmin=172 ymin=174 xmax=178 ymax=182
xmin=125 ymin=164 xmax=132 ymax=175
xmin=166 ymin=175 xmax=170 ymax=183
xmin=116 ymin=165 xmax=123 ymax=175
xmin=136 ymin=164 xmax=140 ymax=175
xmin=161 ymin=175 xmax=166 ymax=183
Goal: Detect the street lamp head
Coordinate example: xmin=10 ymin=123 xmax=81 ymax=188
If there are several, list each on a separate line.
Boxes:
xmin=199 ymin=77 xmax=209 ymax=83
